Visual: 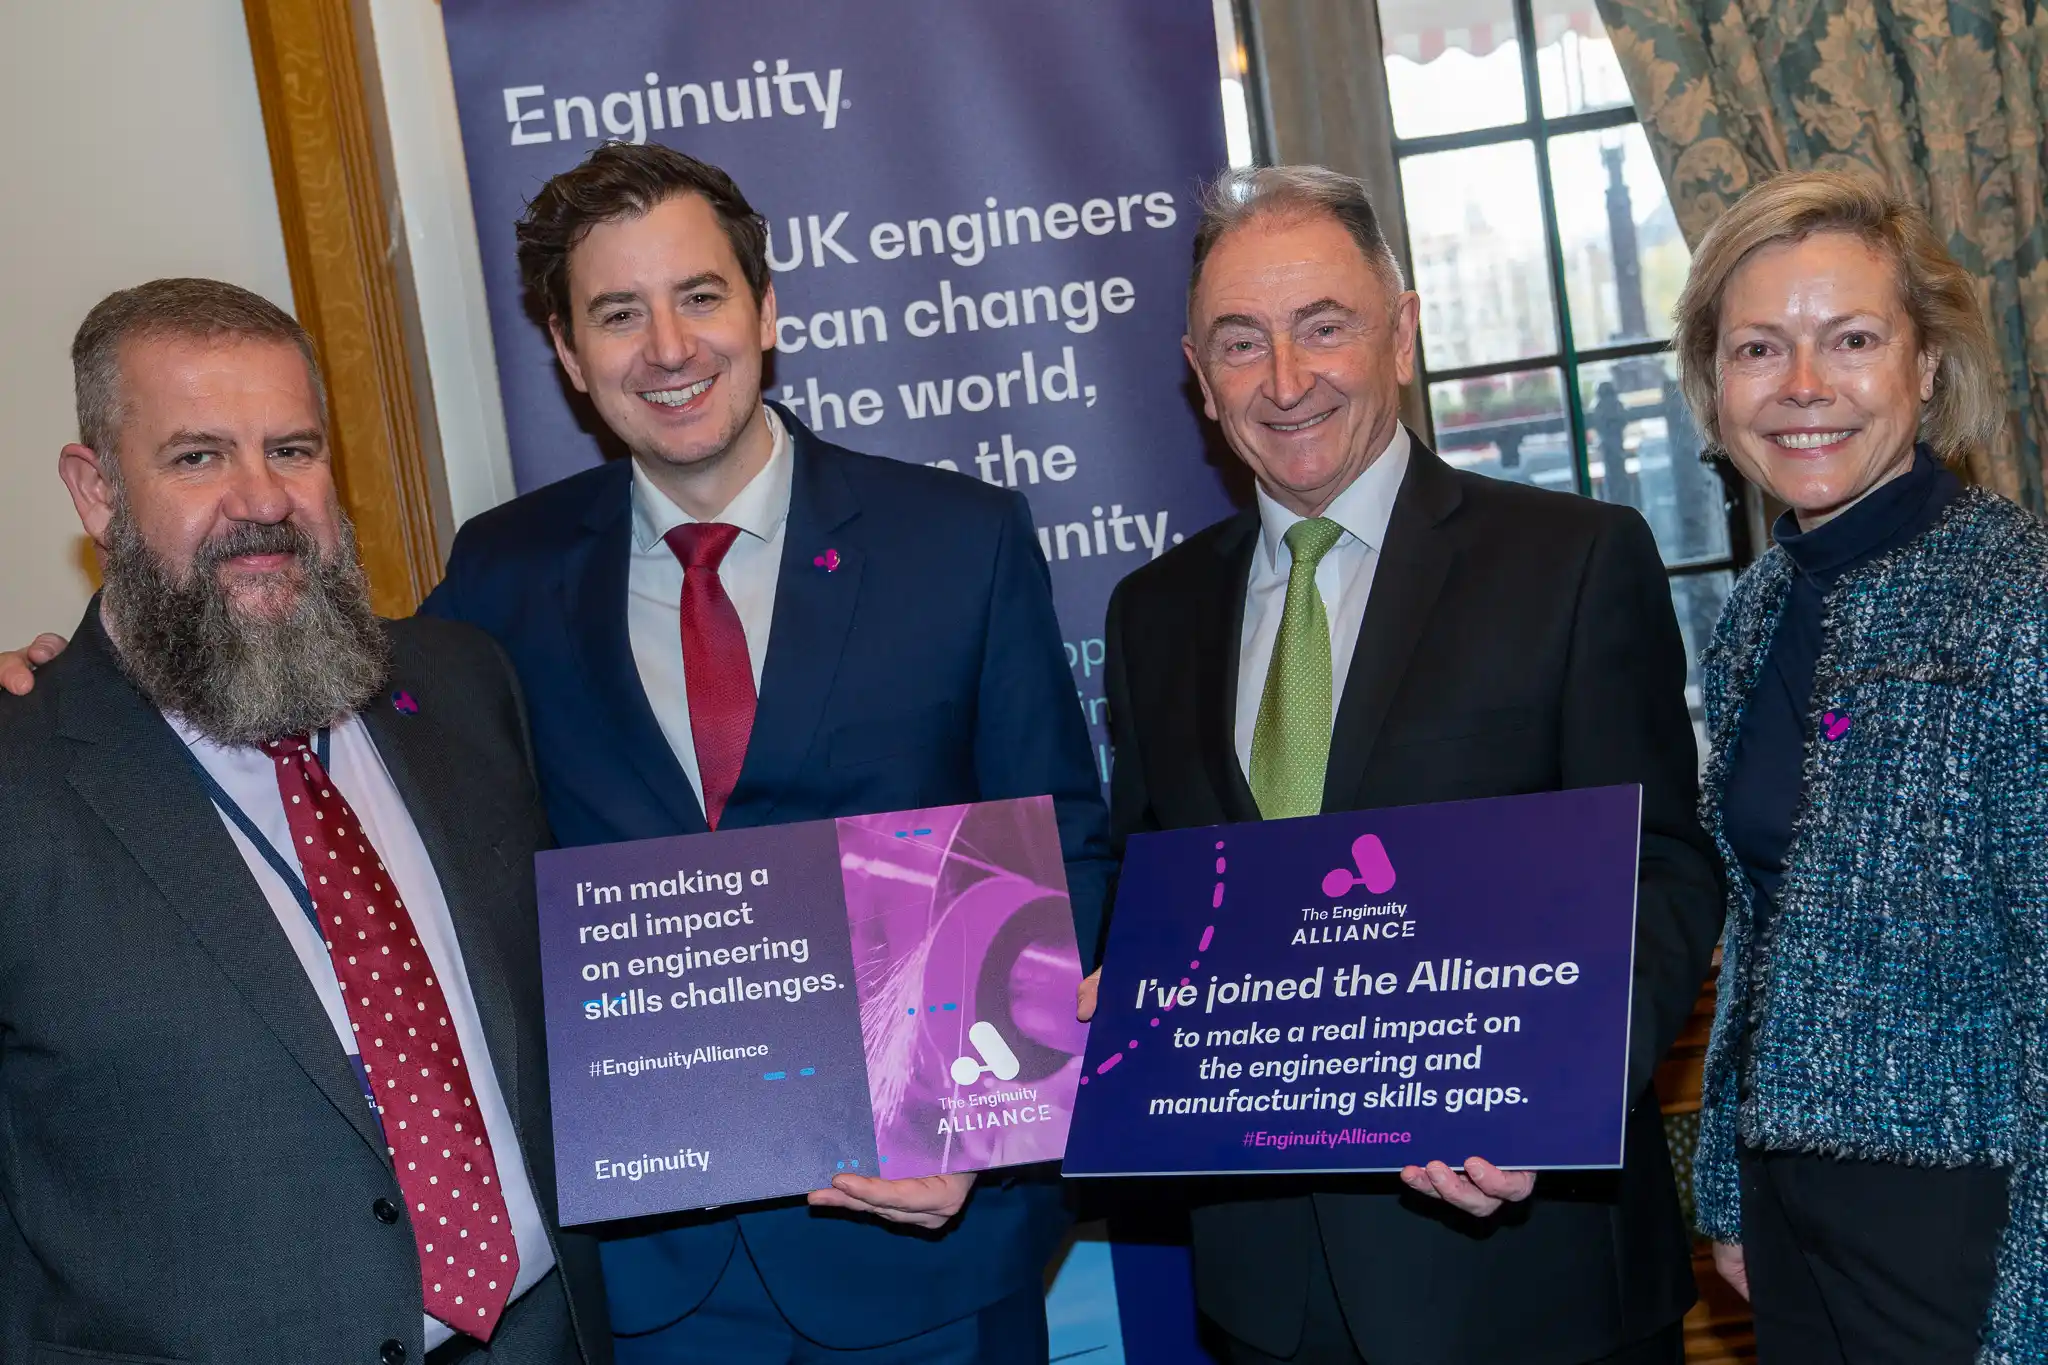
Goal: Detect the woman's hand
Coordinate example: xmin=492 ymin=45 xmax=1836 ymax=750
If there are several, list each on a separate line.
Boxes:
xmin=1713 ymin=1241 xmax=1749 ymax=1301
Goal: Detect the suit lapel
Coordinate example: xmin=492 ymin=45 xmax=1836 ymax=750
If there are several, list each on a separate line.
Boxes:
xmin=1199 ymin=512 xmax=1263 ymax=825
xmin=726 ymin=412 xmax=863 ymax=829
xmin=58 ymin=616 xmax=388 ymax=1160
xmin=565 ymin=467 xmax=709 ymax=835
xmin=1323 ymin=442 xmax=1463 ymax=812
xmin=361 ymin=660 xmax=527 ymax=1131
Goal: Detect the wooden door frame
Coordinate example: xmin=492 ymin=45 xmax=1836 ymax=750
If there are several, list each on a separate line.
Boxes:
xmin=243 ymin=0 xmax=445 ymax=616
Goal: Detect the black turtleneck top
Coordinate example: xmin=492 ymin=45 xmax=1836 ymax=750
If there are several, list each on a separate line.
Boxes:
xmin=1723 ymin=447 xmax=1960 ymax=907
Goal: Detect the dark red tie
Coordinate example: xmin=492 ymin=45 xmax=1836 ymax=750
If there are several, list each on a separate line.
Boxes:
xmin=664 ymin=523 xmax=756 ymax=829
xmin=266 ymin=734 xmax=519 ymax=1340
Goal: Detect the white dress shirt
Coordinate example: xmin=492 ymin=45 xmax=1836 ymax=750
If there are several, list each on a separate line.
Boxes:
xmin=1234 ymin=423 xmax=1413 ymax=777
xmin=628 ymin=405 xmax=793 ymax=810
xmin=170 ymin=713 xmax=554 ymax=1351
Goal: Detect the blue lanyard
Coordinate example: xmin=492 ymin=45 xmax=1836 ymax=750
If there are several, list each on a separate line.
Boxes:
xmin=181 ymin=729 xmax=331 ymax=933
xmin=181 ymin=729 xmax=383 ymax=1118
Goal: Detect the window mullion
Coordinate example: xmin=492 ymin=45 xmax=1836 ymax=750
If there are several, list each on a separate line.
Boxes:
xmin=1512 ymin=0 xmax=1589 ymax=498
xmin=1389 ymin=103 xmax=1634 ymax=159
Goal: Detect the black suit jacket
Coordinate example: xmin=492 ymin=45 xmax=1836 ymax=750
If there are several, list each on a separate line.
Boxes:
xmin=1104 ymin=440 xmax=1724 ymax=1365
xmin=0 ymin=608 xmax=610 ymax=1365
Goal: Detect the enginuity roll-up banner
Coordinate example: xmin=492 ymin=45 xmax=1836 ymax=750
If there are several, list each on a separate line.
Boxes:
xmin=438 ymin=0 xmax=1236 ymax=790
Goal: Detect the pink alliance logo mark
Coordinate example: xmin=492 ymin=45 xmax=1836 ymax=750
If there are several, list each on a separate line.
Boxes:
xmin=1822 ymin=711 xmax=1851 ymax=741
xmin=1322 ymin=833 xmax=1397 ymax=898
xmin=813 ymin=548 xmax=842 ymax=572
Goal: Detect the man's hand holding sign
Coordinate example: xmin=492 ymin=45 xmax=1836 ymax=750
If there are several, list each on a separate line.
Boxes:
xmin=1075 ymin=957 xmax=1536 ymax=1216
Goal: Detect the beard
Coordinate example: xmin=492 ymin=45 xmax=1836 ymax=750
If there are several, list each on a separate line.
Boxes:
xmin=100 ymin=504 xmax=391 ymax=746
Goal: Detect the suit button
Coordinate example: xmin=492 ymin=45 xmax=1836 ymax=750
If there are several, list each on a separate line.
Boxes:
xmin=373 ymin=1197 xmax=401 ymax=1225
xmin=380 ymin=1340 xmax=406 ymax=1365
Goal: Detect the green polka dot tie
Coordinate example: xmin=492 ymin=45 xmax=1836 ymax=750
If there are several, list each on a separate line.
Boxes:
xmin=1250 ymin=517 xmax=1347 ymax=820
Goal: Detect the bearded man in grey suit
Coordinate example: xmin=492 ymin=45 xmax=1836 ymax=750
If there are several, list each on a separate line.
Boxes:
xmin=0 ymin=279 xmax=608 ymax=1364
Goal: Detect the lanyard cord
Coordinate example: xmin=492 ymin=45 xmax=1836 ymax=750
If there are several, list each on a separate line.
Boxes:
xmin=180 ymin=729 xmax=331 ymax=931
xmin=180 ymin=729 xmax=383 ymax=1116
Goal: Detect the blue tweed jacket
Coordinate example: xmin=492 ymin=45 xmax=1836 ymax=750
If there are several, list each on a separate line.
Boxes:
xmin=1694 ymin=487 xmax=2048 ymax=1362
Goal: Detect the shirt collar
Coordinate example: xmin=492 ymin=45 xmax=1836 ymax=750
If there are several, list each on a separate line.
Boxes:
xmin=630 ymin=405 xmax=793 ymax=554
xmin=1254 ymin=422 xmax=1411 ymax=570
xmin=165 ymin=709 xmax=356 ymax=758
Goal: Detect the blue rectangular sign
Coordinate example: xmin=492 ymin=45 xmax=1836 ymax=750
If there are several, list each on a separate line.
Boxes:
xmin=533 ymin=800 xmax=1084 ymax=1225
xmin=1064 ymin=787 xmax=1642 ymax=1176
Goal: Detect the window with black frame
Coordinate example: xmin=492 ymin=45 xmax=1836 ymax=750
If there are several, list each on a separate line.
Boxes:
xmin=1369 ymin=0 xmax=1751 ymax=752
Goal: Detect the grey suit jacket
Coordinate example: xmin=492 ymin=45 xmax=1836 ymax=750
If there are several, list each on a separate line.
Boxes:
xmin=0 ymin=605 xmax=610 ymax=1365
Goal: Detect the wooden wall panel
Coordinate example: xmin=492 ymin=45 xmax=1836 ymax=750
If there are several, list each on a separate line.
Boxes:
xmin=242 ymin=0 xmax=440 ymax=615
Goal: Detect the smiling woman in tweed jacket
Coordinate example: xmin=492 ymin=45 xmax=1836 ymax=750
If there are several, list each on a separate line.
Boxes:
xmin=1677 ymin=171 xmax=2044 ymax=1365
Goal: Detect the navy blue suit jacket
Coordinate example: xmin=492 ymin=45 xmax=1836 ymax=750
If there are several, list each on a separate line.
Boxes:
xmin=420 ymin=407 xmax=1112 ymax=1347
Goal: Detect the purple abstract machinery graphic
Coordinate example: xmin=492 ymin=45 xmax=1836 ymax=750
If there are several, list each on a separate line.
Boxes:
xmin=839 ymin=796 xmax=1086 ymax=1177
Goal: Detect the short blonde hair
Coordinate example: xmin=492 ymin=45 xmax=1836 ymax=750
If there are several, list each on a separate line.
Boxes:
xmin=1672 ymin=170 xmax=2005 ymax=461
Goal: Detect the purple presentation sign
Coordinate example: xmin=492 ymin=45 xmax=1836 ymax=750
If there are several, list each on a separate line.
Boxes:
xmin=1065 ymin=788 xmax=1642 ymax=1177
xmin=535 ymin=796 xmax=1085 ymax=1226
xmin=437 ymin=0 xmax=1237 ymax=785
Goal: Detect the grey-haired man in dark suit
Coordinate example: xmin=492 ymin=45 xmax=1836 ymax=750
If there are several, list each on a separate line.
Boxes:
xmin=1084 ymin=168 xmax=1723 ymax=1365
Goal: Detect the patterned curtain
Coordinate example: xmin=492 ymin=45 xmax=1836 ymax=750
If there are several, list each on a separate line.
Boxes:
xmin=1594 ymin=0 xmax=2048 ymax=508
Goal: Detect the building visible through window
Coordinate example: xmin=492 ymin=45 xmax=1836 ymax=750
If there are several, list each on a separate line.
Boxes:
xmin=1373 ymin=0 xmax=1750 ymax=753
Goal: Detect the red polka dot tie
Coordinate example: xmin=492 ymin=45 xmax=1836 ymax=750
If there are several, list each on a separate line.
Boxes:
xmin=664 ymin=522 xmax=756 ymax=830
xmin=267 ymin=734 xmax=518 ymax=1340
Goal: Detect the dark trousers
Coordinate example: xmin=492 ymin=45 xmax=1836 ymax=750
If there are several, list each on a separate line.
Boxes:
xmin=1738 ymin=1147 xmax=2008 ymax=1364
xmin=612 ymin=1238 xmax=1049 ymax=1365
xmin=1214 ymin=1242 xmax=1684 ymax=1365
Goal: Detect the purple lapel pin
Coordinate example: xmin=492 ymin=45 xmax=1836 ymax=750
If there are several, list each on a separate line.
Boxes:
xmin=812 ymin=548 xmax=842 ymax=572
xmin=1822 ymin=711 xmax=1850 ymax=741
xmin=392 ymin=689 xmax=420 ymax=715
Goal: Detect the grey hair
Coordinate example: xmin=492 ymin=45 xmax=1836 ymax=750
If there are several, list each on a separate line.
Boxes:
xmin=72 ymin=278 xmax=326 ymax=475
xmin=1188 ymin=165 xmax=1406 ymax=320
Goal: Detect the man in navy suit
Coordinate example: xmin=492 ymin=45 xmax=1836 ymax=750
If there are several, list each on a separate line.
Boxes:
xmin=428 ymin=144 xmax=1110 ymax=1362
